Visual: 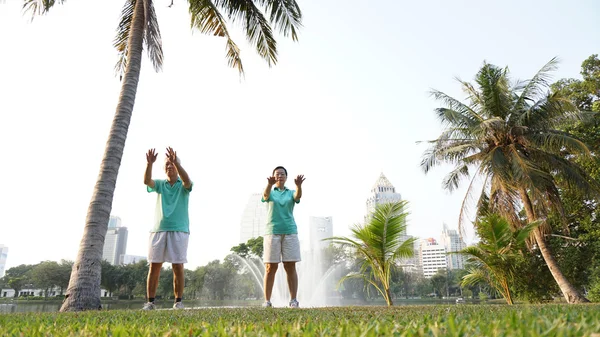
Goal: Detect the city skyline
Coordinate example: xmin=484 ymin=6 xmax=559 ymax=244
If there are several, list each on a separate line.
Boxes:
xmin=102 ymin=216 xmax=129 ymax=266
xmin=1 ymin=0 xmax=597 ymax=271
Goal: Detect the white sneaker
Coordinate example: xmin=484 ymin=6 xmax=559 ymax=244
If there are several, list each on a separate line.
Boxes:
xmin=289 ymin=299 xmax=299 ymax=308
xmin=262 ymin=301 xmax=272 ymax=308
xmin=173 ymin=302 xmax=184 ymax=309
xmin=142 ymin=302 xmax=156 ymax=310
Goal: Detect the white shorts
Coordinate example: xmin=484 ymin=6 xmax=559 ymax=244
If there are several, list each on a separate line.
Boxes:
xmin=263 ymin=234 xmax=301 ymax=263
xmin=148 ymin=231 xmax=189 ymax=264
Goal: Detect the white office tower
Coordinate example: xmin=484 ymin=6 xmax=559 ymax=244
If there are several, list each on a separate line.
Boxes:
xmin=419 ymin=238 xmax=447 ymax=278
xmin=365 ymin=173 xmax=403 ymax=230
xmin=102 ymin=216 xmax=128 ymax=265
xmin=239 ymin=193 xmax=268 ymax=243
xmin=108 ymin=215 xmax=122 ymax=229
xmin=440 ymin=223 xmax=467 ymax=270
xmin=0 ymin=245 xmax=8 ymax=278
xmin=308 ymin=216 xmax=334 ymax=251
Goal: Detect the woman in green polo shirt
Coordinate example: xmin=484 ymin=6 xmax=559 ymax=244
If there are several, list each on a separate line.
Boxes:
xmin=261 ymin=166 xmax=305 ymax=308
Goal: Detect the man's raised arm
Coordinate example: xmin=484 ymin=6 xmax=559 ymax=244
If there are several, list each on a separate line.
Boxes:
xmin=145 ymin=148 xmax=157 ymax=188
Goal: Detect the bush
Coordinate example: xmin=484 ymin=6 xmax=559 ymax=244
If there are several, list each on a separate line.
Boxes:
xmin=587 ymin=278 xmax=600 ymax=302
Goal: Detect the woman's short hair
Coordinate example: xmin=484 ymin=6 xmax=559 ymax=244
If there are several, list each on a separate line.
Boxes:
xmin=273 ymin=166 xmax=287 ymax=176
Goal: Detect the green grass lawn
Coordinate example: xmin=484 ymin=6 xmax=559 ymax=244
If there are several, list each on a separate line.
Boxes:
xmin=1 ymin=304 xmax=600 ymax=336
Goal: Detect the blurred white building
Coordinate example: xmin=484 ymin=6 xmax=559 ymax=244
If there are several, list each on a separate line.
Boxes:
xmin=239 ymin=193 xmax=268 ymax=243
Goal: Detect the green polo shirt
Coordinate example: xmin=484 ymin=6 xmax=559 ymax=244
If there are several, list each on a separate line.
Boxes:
xmin=262 ymin=187 xmax=299 ymax=235
xmin=147 ymin=179 xmax=192 ymax=233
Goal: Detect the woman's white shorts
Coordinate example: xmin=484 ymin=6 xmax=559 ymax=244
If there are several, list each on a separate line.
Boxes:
xmin=263 ymin=234 xmax=301 ymax=263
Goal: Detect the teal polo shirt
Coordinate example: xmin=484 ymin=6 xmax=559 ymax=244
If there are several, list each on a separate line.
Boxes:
xmin=147 ymin=179 xmax=192 ymax=233
xmin=262 ymin=187 xmax=299 ymax=235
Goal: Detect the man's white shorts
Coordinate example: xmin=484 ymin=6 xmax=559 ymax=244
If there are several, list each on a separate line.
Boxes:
xmin=148 ymin=231 xmax=189 ymax=264
xmin=263 ymin=234 xmax=301 ymax=263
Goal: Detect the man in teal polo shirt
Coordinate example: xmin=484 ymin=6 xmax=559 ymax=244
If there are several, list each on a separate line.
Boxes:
xmin=142 ymin=147 xmax=193 ymax=310
xmin=262 ymin=166 xmax=305 ymax=308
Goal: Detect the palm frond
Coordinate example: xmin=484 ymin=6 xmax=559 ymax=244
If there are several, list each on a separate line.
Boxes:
xmin=391 ymin=236 xmax=416 ymax=261
xmin=215 ymin=0 xmax=277 ymax=66
xmin=505 ymin=143 xmax=552 ymax=191
xmin=514 ymin=57 xmax=559 ymax=112
xmin=22 ymin=0 xmax=65 ymax=20
xmin=420 ymin=146 xmax=439 ymax=174
xmin=429 ymin=89 xmax=483 ymax=127
xmin=488 ymin=176 xmax=522 ymax=229
xmin=523 ymin=92 xmax=581 ymax=129
xmin=442 ymin=164 xmax=470 ymax=192
xmin=487 ymin=147 xmax=512 ymax=183
xmin=529 ymin=149 xmax=600 ymax=198
xmin=420 ymin=131 xmax=480 ymax=173
xmin=530 ymin=130 xmax=590 ymax=157
xmin=457 ymin=166 xmax=486 ymax=237
xmin=458 ymin=78 xmax=483 ymax=109
xmin=143 ymin=0 xmax=163 ymax=72
xmin=475 ymin=63 xmax=511 ymax=119
xmin=460 ymin=267 xmax=489 ymax=287
xmin=515 ymin=220 xmax=541 ymax=243
xmin=189 ymin=0 xmax=244 ymax=74
xmin=114 ymin=0 xmax=135 ymax=79
xmin=477 ymin=116 xmax=504 ymax=133
xmin=261 ymin=0 xmax=302 ymax=41
xmin=325 ymin=235 xmax=379 ymax=269
xmin=362 ymin=202 xmax=409 ymax=256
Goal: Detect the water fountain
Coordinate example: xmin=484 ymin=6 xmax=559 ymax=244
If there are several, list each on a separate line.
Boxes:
xmin=232 ymin=245 xmax=347 ymax=307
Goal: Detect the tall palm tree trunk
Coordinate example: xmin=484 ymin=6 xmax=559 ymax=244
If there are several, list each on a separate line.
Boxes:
xmin=60 ymin=0 xmax=146 ymax=312
xmin=519 ymin=189 xmax=589 ymax=304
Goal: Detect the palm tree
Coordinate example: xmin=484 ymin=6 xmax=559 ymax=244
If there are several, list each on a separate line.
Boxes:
xmin=459 ymin=214 xmax=537 ymax=305
xmin=421 ymin=58 xmax=599 ymax=303
xmin=23 ymin=0 xmax=302 ymax=311
xmin=325 ymin=201 xmax=416 ymax=306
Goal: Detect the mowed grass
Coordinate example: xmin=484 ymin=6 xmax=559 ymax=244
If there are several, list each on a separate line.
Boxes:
xmin=1 ymin=304 xmax=600 ymax=336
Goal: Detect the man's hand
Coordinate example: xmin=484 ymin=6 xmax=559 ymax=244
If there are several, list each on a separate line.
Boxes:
xmin=166 ymin=147 xmax=178 ymax=164
xmin=146 ymin=149 xmax=157 ymax=164
xmin=267 ymin=176 xmax=276 ymax=185
xmin=294 ymin=175 xmax=305 ymax=187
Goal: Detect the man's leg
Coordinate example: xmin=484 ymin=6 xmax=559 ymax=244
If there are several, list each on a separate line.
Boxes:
xmin=264 ymin=263 xmax=279 ymax=302
xmin=283 ymin=262 xmax=298 ymax=300
xmin=147 ymin=262 xmax=163 ymax=300
xmin=172 ymin=263 xmax=184 ymax=300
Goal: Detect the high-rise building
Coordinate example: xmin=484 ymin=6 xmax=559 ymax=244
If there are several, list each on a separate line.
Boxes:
xmin=419 ymin=238 xmax=447 ymax=278
xmin=398 ymin=236 xmax=420 ymax=273
xmin=365 ymin=173 xmax=403 ymax=224
xmin=102 ymin=216 xmax=128 ymax=265
xmin=0 ymin=244 xmax=8 ymax=278
xmin=364 ymin=173 xmax=414 ymax=269
xmin=440 ymin=223 xmax=467 ymax=270
xmin=239 ymin=193 xmax=268 ymax=243
xmin=308 ymin=216 xmax=333 ymax=251
xmin=108 ymin=215 xmax=122 ymax=229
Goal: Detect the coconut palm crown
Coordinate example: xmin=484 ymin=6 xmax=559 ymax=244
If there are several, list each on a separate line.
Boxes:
xmin=421 ymin=58 xmax=599 ymax=303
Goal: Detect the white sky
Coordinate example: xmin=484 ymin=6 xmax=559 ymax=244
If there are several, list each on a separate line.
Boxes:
xmin=1 ymin=0 xmax=598 ymax=270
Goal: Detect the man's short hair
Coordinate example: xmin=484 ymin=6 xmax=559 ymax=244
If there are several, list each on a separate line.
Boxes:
xmin=273 ymin=166 xmax=287 ymax=176
xmin=164 ymin=157 xmax=181 ymax=169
